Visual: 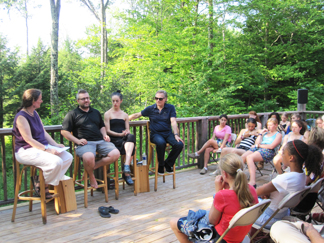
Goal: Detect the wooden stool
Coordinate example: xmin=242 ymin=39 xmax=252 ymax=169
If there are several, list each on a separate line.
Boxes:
xmin=147 ymin=121 xmax=176 ymax=191
xmin=108 ymin=153 xmax=138 ymax=200
xmin=11 ymin=161 xmax=60 ymax=224
xmin=73 ymin=152 xmax=108 ymax=208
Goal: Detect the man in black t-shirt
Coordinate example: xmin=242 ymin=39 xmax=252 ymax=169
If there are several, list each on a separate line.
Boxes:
xmin=129 ymin=90 xmax=183 ymax=175
xmin=61 ymin=89 xmax=120 ymax=188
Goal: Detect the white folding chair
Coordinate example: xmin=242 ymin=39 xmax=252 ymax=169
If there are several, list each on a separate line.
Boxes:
xmin=290 ymin=178 xmax=324 ymax=221
xmin=249 ymin=187 xmax=311 ymax=242
xmin=215 ymin=199 xmax=271 ymax=243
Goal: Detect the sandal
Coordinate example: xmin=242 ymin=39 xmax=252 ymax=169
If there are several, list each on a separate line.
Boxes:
xmin=31 ymin=175 xmax=40 ymax=197
xmin=98 ymin=206 xmax=111 ymax=218
xmin=98 ymin=206 xmax=119 ymax=214
xmin=45 ymin=187 xmax=53 ymax=199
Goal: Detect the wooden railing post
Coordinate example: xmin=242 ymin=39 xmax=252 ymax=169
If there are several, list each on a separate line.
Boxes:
xmin=197 ymin=117 xmax=208 ymax=169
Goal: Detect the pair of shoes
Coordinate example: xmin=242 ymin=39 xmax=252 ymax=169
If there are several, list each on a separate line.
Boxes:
xmin=200 ymin=168 xmax=207 ymax=175
xmin=123 ymin=164 xmax=131 ymax=173
xmin=165 ymin=164 xmax=173 ymax=174
xmin=122 ymin=173 xmax=134 ymax=185
xmin=188 ymin=152 xmax=200 ymax=159
xmin=98 ymin=206 xmax=119 ymax=218
xmin=31 ymin=175 xmax=40 ymax=197
xmin=158 ymin=166 xmax=164 ymax=175
xmin=257 ymin=161 xmax=264 ymax=169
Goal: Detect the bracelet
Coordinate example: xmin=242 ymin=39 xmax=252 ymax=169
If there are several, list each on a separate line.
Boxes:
xmin=258 ymin=133 xmax=262 ymax=136
xmin=174 ymin=133 xmax=178 ymax=136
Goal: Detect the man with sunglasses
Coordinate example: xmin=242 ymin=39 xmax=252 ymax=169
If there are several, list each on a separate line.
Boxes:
xmin=61 ymin=89 xmax=120 ymax=188
xmin=129 ymin=90 xmax=183 ymax=175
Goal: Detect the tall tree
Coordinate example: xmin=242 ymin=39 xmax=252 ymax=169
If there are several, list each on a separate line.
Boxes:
xmin=50 ymin=0 xmax=60 ymax=117
xmin=79 ymin=0 xmax=110 ymax=79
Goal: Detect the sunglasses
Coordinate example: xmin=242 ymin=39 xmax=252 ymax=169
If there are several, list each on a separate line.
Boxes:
xmin=155 ymin=97 xmax=165 ymax=101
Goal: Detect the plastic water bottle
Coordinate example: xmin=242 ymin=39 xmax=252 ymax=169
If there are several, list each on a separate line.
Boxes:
xmin=142 ymin=152 xmax=147 ymax=166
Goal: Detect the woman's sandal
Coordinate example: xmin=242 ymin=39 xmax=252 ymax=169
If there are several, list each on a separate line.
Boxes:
xmin=45 ymin=187 xmax=53 ymax=199
xmin=31 ymin=175 xmax=40 ymax=197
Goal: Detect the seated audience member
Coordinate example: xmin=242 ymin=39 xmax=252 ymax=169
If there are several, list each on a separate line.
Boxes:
xmin=13 ymin=89 xmax=73 ymax=199
xmin=129 ymin=90 xmax=184 ymax=175
xmin=104 ymin=90 xmax=136 ymax=185
xmin=241 ymin=118 xmax=282 ymax=187
xmin=61 ymin=89 xmax=120 ymax=188
xmin=316 ymin=117 xmax=323 ymax=128
xmin=221 ymin=118 xmax=259 ymax=157
xmin=270 ymin=221 xmax=324 ymax=243
xmin=273 ymin=120 xmax=306 ymax=174
xmin=254 ymin=140 xmax=322 ymax=229
xmin=279 ymin=112 xmax=290 ymax=134
xmin=286 ymin=113 xmax=301 ymax=134
xmin=269 ymin=112 xmax=283 ymax=133
xmin=245 ymin=111 xmax=262 ymax=130
xmin=188 ymin=114 xmax=232 ymax=174
xmin=170 ymin=154 xmax=258 ymax=243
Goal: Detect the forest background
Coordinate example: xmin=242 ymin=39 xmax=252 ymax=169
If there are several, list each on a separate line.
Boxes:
xmin=1 ymin=0 xmax=324 ymax=129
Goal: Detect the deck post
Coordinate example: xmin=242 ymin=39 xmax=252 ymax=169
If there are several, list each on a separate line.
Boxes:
xmin=197 ymin=117 xmax=208 ymax=168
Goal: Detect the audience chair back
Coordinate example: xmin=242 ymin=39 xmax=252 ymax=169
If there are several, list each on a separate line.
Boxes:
xmin=146 ymin=121 xmax=175 ymax=191
xmin=216 ymin=199 xmax=271 ymax=243
xmin=249 ymin=187 xmax=311 ymax=241
xmin=11 ymin=136 xmax=60 ymax=224
xmin=290 ymin=178 xmax=324 ymax=220
xmin=72 ymin=140 xmax=108 ymax=208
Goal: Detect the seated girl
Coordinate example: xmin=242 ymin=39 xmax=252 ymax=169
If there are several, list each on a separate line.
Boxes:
xmin=279 ymin=112 xmax=290 ymax=134
xmin=273 ymin=120 xmax=306 ymax=174
xmin=241 ymin=118 xmax=282 ymax=187
xmin=269 ymin=112 xmax=283 ymax=133
xmin=245 ymin=111 xmax=262 ymax=130
xmin=254 ymin=140 xmax=322 ymax=229
xmin=221 ymin=118 xmax=260 ymax=157
xmin=188 ymin=114 xmax=232 ymax=175
xmin=170 ymin=154 xmax=258 ymax=243
xmin=316 ymin=117 xmax=323 ymax=128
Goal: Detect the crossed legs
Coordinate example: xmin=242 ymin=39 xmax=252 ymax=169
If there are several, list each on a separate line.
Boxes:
xmin=196 ymin=139 xmax=219 ymax=168
xmin=241 ymin=150 xmax=263 ymax=186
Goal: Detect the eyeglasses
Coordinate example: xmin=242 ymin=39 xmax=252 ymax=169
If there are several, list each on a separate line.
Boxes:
xmin=155 ymin=97 xmax=165 ymax=101
xmin=78 ymin=97 xmax=90 ymax=101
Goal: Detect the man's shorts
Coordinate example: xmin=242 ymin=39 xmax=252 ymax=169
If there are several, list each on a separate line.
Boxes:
xmin=75 ymin=140 xmax=116 ymax=158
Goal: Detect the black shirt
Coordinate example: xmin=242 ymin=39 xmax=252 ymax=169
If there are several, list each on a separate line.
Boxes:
xmin=141 ymin=103 xmax=176 ymax=137
xmin=62 ymin=106 xmax=105 ymax=141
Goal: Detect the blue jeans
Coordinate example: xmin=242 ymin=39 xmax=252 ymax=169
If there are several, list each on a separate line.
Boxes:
xmin=151 ymin=132 xmax=183 ymax=167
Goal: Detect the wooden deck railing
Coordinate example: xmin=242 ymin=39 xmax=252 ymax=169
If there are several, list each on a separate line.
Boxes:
xmin=1 ymin=111 xmax=323 ymax=205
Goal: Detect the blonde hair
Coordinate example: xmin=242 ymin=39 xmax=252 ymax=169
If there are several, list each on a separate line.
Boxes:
xmin=219 ymin=154 xmax=255 ymax=208
xmin=249 ymin=111 xmax=261 ymax=123
xmin=308 ymin=127 xmax=324 ymax=150
xmin=267 ymin=117 xmax=278 ymax=126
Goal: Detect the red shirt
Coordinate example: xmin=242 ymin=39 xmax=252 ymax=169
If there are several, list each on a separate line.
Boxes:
xmin=214 ymin=185 xmax=258 ymax=243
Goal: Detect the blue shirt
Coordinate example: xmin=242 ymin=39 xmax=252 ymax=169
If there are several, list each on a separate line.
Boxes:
xmin=141 ymin=103 xmax=176 ymax=136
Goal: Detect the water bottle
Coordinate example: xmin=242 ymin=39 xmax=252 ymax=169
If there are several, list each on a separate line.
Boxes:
xmin=142 ymin=152 xmax=147 ymax=166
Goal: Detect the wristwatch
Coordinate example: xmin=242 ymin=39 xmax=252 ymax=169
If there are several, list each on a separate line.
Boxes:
xmin=174 ymin=133 xmax=178 ymax=136
xmin=44 ymin=144 xmax=49 ymax=151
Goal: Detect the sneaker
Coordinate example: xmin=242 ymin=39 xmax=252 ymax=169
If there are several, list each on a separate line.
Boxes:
xmin=165 ymin=164 xmax=173 ymax=174
xmin=209 ymin=169 xmax=221 ymax=176
xmin=158 ymin=166 xmax=164 ymax=175
xmin=122 ymin=173 xmax=134 ymax=185
xmin=200 ymin=168 xmax=207 ymax=175
xmin=123 ymin=164 xmax=131 ymax=173
xmin=188 ymin=152 xmax=200 ymax=159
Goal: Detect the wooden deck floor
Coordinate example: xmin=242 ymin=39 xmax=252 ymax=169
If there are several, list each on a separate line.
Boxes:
xmin=0 ymin=163 xmax=319 ymax=242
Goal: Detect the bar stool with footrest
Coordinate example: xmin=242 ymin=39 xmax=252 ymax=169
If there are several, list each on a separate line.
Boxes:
xmin=11 ymin=146 xmax=60 ymax=224
xmin=72 ymin=148 xmax=108 ymax=208
xmin=146 ymin=121 xmax=175 ymax=192
xmin=108 ymin=153 xmax=138 ymax=200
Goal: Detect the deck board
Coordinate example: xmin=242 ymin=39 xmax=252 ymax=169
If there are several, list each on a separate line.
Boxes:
xmin=1 ymin=163 xmax=320 ymax=242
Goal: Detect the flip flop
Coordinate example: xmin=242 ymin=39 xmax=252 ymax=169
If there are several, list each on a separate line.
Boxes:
xmin=98 ymin=207 xmax=111 ymax=218
xmin=98 ymin=206 xmax=119 ymax=214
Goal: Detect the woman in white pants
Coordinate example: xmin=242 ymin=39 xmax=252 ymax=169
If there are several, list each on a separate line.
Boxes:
xmin=12 ymin=89 xmax=73 ymax=198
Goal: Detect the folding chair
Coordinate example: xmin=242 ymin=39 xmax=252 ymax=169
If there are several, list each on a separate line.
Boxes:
xmin=316 ymin=183 xmax=324 ymax=211
xmin=210 ymin=133 xmax=237 ymax=163
xmin=290 ymin=178 xmax=324 ymax=221
xmin=215 ymin=199 xmax=271 ymax=243
xmin=249 ymin=187 xmax=310 ymax=242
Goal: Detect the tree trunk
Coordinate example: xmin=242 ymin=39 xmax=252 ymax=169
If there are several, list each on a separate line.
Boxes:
xmin=24 ymin=0 xmax=29 ymax=56
xmin=208 ymin=0 xmax=213 ymax=64
xmin=50 ymin=0 xmax=61 ymax=117
xmin=100 ymin=0 xmax=108 ymax=80
xmin=264 ymin=22 xmax=268 ymax=111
